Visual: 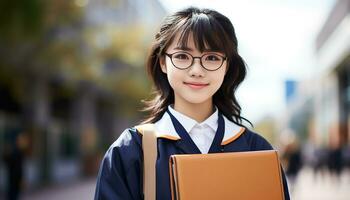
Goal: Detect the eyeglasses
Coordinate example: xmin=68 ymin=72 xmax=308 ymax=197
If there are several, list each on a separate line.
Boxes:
xmin=164 ymin=51 xmax=227 ymax=71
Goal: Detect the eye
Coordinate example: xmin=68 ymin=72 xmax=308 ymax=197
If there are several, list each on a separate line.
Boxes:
xmin=173 ymin=53 xmax=190 ymax=60
xmin=205 ymin=54 xmax=221 ymax=61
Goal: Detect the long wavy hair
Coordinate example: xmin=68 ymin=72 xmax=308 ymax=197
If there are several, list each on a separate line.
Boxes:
xmin=141 ymin=7 xmax=252 ymax=127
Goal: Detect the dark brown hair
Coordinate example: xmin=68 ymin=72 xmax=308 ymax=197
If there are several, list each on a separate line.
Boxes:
xmin=141 ymin=7 xmax=252 ymax=127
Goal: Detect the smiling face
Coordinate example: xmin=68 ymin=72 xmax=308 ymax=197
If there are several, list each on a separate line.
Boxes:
xmin=142 ymin=7 xmax=248 ymax=124
xmin=160 ymin=33 xmax=227 ymax=109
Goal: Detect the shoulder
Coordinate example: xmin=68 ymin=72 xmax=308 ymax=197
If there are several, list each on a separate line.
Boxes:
xmin=219 ymin=116 xmax=274 ymax=151
xmin=242 ymin=128 xmax=274 ymax=150
xmin=103 ymin=128 xmax=143 ymax=166
xmin=112 ymin=128 xmax=142 ymax=148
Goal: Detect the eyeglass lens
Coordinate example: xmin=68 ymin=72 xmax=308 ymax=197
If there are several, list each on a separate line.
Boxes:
xmin=171 ymin=52 xmax=224 ymax=70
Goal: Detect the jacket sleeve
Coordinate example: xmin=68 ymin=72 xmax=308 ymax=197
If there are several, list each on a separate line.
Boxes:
xmin=247 ymin=131 xmax=291 ymax=200
xmin=94 ymin=128 xmax=143 ymax=200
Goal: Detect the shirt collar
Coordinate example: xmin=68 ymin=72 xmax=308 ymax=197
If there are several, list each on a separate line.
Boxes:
xmin=167 ymin=105 xmax=197 ymax=133
xmin=154 ymin=106 xmax=245 ymax=145
xmin=200 ymin=108 xmax=218 ymax=131
xmin=167 ymin=105 xmax=218 ymax=133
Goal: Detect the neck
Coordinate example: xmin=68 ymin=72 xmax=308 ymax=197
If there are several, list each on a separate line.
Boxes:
xmin=173 ymin=100 xmax=214 ymax=122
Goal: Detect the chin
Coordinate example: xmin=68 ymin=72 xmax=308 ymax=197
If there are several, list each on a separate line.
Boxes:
xmin=183 ymin=97 xmax=211 ymax=105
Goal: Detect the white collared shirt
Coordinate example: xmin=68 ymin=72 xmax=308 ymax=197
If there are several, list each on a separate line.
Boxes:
xmin=153 ymin=106 xmax=245 ymax=153
xmin=167 ymin=105 xmax=218 ymax=154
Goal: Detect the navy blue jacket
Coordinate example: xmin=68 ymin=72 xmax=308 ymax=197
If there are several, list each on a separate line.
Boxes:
xmin=94 ymin=125 xmax=290 ymax=200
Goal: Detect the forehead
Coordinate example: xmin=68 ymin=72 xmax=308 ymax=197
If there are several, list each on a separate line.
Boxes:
xmin=167 ymin=31 xmax=223 ymax=53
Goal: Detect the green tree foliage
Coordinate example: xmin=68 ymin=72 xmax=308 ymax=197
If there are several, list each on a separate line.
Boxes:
xmin=0 ymin=0 xmax=151 ymax=116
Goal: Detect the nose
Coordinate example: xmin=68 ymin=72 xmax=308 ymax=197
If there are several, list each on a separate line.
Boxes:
xmin=188 ymin=58 xmax=205 ymax=77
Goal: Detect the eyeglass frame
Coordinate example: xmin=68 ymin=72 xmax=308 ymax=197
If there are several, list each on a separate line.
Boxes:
xmin=164 ymin=51 xmax=227 ymax=71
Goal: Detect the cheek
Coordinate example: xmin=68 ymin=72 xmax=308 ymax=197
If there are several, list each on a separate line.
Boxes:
xmin=165 ymin=67 xmax=182 ymax=89
xmin=165 ymin=59 xmax=182 ymax=85
xmin=212 ymin=68 xmax=226 ymax=88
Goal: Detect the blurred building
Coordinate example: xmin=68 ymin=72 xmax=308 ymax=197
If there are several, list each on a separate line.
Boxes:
xmin=0 ymin=0 xmax=166 ymax=196
xmin=278 ymin=0 xmax=350 ymax=158
xmin=314 ymin=0 xmax=350 ymax=147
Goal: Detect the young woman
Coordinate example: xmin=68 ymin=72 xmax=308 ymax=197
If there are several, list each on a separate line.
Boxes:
xmin=94 ymin=7 xmax=290 ymax=200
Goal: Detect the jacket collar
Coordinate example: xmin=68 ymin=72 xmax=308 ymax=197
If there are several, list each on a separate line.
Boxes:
xmin=154 ymin=110 xmax=245 ymax=145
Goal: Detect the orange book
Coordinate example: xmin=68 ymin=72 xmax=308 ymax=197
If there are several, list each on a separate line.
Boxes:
xmin=169 ymin=150 xmax=285 ymax=200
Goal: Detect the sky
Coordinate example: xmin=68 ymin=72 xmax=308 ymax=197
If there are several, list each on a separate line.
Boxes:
xmin=158 ymin=0 xmax=336 ymax=123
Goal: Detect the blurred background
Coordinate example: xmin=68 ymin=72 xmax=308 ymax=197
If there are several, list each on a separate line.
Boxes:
xmin=0 ymin=0 xmax=349 ymax=199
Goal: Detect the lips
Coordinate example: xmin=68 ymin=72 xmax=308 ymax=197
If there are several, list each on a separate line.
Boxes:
xmin=184 ymin=82 xmax=209 ymax=89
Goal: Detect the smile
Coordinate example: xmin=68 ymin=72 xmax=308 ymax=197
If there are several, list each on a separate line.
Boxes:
xmin=183 ymin=82 xmax=209 ymax=89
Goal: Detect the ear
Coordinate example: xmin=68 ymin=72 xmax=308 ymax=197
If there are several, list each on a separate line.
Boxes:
xmin=159 ymin=56 xmax=167 ymax=74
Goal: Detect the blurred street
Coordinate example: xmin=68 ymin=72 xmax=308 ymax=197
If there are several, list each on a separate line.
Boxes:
xmin=292 ymin=168 xmax=350 ymax=200
xmin=19 ymin=167 xmax=350 ymax=200
xmin=22 ymin=178 xmax=96 ymax=200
